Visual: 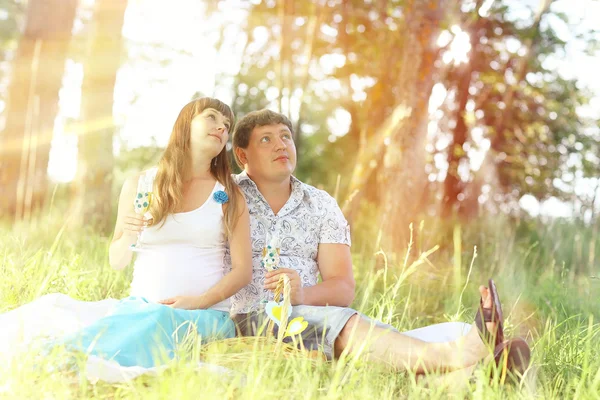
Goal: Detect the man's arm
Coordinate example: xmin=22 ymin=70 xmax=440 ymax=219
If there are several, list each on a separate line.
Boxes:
xmin=263 ymin=243 xmax=355 ymax=306
xmin=302 ymin=243 xmax=355 ymax=307
xmin=264 ymin=190 xmax=355 ymax=307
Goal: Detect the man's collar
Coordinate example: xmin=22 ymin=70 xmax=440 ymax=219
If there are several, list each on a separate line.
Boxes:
xmin=234 ymin=170 xmax=252 ymax=184
xmin=234 ymin=171 xmax=304 ymax=193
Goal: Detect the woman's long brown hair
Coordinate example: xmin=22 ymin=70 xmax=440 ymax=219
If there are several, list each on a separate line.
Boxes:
xmin=148 ymin=98 xmax=241 ymax=238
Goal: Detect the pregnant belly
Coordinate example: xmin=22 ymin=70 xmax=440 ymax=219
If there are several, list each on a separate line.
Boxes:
xmin=129 ymin=249 xmax=225 ymax=302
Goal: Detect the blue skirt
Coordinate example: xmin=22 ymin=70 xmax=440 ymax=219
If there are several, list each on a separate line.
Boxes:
xmin=50 ymin=297 xmax=234 ymax=368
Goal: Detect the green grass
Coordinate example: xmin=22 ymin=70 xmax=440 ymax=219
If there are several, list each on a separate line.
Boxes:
xmin=1 ymin=212 xmax=599 ymax=399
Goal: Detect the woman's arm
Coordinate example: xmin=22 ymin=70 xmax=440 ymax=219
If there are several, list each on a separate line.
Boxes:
xmin=109 ymin=176 xmax=145 ymax=270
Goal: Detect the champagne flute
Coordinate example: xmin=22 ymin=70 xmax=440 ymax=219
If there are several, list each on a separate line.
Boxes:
xmin=262 ymin=232 xmax=281 ymax=272
xmin=131 ymin=176 xmax=153 ymax=250
xmin=260 ymin=231 xmax=281 ymax=310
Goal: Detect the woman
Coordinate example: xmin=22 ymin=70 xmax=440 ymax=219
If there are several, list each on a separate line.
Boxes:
xmin=2 ymin=98 xmax=251 ymax=380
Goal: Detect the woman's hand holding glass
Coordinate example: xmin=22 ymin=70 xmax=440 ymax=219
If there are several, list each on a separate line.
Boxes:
xmin=123 ymin=212 xmax=147 ymax=247
xmin=131 ymin=178 xmax=153 ymax=249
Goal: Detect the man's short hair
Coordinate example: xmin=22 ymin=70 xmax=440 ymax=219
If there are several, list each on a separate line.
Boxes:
xmin=232 ymin=109 xmax=294 ymax=168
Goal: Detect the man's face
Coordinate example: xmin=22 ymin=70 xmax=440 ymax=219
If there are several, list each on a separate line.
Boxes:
xmin=237 ymin=123 xmax=297 ymax=182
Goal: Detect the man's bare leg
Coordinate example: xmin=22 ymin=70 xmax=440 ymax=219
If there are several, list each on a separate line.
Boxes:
xmin=334 ymin=285 xmax=496 ymax=373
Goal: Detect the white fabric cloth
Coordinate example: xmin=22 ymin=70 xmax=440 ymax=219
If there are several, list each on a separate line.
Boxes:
xmin=0 ymin=294 xmax=119 ymax=380
xmin=401 ymin=321 xmax=472 ymax=342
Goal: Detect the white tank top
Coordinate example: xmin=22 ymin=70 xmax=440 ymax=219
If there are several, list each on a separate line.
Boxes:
xmin=129 ymin=169 xmax=230 ymax=312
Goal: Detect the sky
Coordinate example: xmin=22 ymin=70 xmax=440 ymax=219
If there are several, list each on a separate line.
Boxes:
xmin=43 ymin=0 xmax=600 ymax=218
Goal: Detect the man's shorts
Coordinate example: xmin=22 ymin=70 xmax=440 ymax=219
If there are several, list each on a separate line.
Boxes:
xmin=232 ymin=305 xmax=366 ymax=359
xmin=232 ymin=305 xmax=472 ymax=360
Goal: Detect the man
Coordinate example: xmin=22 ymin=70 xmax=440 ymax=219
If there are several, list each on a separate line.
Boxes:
xmin=224 ymin=109 xmax=501 ymax=373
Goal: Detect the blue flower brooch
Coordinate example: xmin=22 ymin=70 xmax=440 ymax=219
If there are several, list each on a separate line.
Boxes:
xmin=213 ymin=190 xmax=229 ymax=204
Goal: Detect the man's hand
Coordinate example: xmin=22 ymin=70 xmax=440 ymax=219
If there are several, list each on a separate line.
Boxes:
xmin=264 ymin=268 xmax=305 ymax=305
xmin=158 ymin=295 xmax=201 ymax=310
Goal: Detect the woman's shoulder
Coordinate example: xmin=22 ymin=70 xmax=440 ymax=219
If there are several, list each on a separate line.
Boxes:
xmin=121 ymin=173 xmax=140 ymax=192
xmin=120 ymin=167 xmax=158 ymax=193
xmin=140 ymin=166 xmax=159 ymax=181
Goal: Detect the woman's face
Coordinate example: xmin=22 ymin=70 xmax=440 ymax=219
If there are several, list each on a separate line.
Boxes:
xmin=189 ymin=107 xmax=231 ymax=158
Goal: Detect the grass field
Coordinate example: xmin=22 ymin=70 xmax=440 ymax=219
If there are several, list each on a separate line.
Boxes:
xmin=1 ymin=211 xmax=599 ymax=399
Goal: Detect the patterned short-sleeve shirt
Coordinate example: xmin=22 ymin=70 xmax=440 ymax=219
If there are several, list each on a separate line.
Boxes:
xmin=224 ymin=171 xmax=351 ymax=314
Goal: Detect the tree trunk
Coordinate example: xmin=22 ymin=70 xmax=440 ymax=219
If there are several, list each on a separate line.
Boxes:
xmin=441 ymin=7 xmax=486 ymax=217
xmin=73 ymin=0 xmax=128 ymax=234
xmin=294 ymin=1 xmax=325 ymax=141
xmin=379 ymin=0 xmax=447 ymax=251
xmin=341 ymin=1 xmax=403 ymax=222
xmin=276 ymin=0 xmax=288 ymax=113
xmin=441 ymin=65 xmax=470 ymax=218
xmin=0 ymin=0 xmax=77 ymax=222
